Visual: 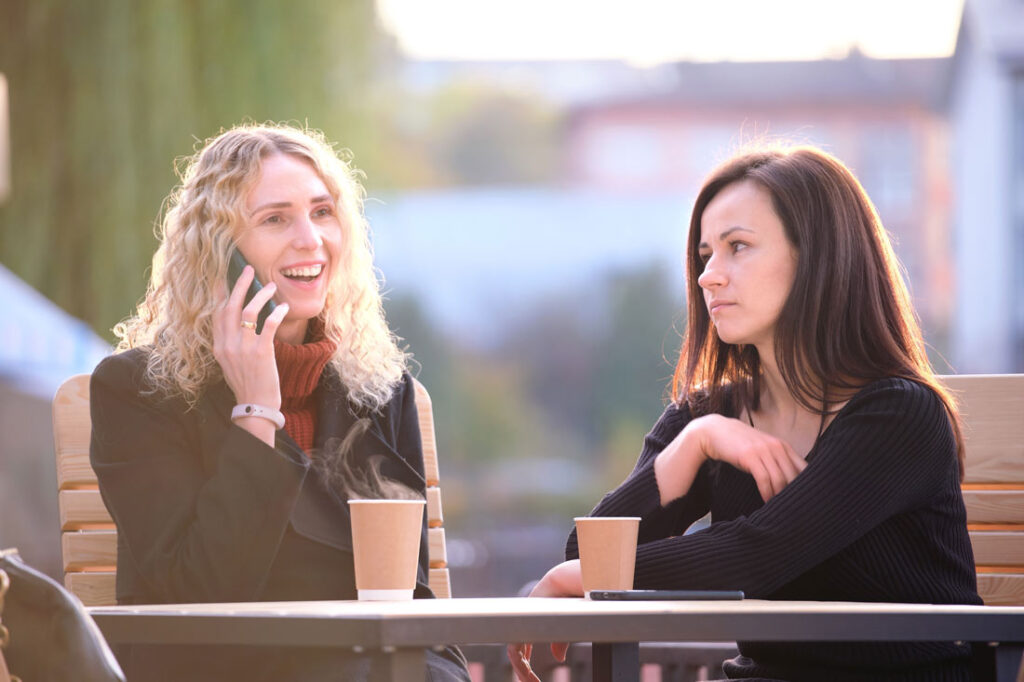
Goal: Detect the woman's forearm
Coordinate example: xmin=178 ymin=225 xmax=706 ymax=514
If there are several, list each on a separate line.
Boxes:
xmin=652 ymin=421 xmax=707 ymax=506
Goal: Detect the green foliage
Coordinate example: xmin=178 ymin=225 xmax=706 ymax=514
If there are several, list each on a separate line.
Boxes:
xmin=503 ymin=261 xmax=684 ymax=451
xmin=382 ymin=82 xmax=563 ymax=187
xmin=0 ymin=0 xmax=384 ymax=339
xmin=432 ymin=86 xmax=560 ymax=186
xmin=386 ymin=293 xmax=569 ymax=466
xmin=385 ymin=263 xmax=686 ymax=525
xmin=386 ymin=263 xmax=685 ymax=482
xmin=590 ymin=263 xmax=685 ymax=445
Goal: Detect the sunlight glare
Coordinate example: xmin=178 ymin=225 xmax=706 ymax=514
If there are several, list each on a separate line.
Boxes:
xmin=376 ymin=0 xmax=964 ymax=65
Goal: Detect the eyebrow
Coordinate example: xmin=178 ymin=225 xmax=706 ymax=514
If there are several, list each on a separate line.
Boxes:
xmin=698 ymin=225 xmax=755 ymax=250
xmin=249 ymin=195 xmax=334 ymax=217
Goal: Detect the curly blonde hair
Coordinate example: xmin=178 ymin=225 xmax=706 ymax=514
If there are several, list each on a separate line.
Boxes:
xmin=115 ymin=123 xmax=407 ymax=411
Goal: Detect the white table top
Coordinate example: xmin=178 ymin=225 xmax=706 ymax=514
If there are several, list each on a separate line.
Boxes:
xmin=87 ymin=597 xmax=1024 ymax=648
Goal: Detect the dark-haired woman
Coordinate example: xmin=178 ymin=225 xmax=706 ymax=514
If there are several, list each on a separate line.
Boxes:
xmin=509 ymin=145 xmax=981 ymax=682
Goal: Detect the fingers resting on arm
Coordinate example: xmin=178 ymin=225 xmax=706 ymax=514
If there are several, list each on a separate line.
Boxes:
xmin=656 ymin=414 xmax=807 ymax=505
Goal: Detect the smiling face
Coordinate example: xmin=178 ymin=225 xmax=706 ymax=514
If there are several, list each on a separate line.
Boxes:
xmin=697 ymin=179 xmax=798 ymax=354
xmin=237 ymin=153 xmax=344 ymax=344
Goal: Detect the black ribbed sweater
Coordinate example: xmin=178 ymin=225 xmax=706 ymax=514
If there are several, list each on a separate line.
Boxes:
xmin=566 ymin=378 xmax=982 ymax=682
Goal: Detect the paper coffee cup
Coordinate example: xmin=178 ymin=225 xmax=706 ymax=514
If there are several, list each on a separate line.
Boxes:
xmin=574 ymin=516 xmax=640 ymax=599
xmin=349 ymin=499 xmax=425 ymax=601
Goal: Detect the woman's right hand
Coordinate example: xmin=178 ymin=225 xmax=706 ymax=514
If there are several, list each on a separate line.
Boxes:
xmin=212 ymin=265 xmax=290 ymax=444
xmin=656 ymin=414 xmax=806 ymax=504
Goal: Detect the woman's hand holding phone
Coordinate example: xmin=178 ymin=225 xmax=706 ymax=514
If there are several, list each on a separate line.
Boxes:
xmin=212 ymin=263 xmax=290 ymax=446
xmin=226 ymin=248 xmax=277 ymax=332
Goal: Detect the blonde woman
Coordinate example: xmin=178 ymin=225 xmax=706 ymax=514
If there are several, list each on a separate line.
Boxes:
xmin=90 ymin=124 xmax=469 ymax=682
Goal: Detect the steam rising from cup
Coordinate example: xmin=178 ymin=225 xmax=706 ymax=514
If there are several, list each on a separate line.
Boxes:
xmin=313 ymin=417 xmax=427 ymax=600
xmin=313 ymin=417 xmax=424 ymax=502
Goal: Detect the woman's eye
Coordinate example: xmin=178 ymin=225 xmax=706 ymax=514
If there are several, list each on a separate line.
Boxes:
xmin=262 ymin=214 xmax=283 ymax=225
xmin=731 ymin=241 xmax=748 ymax=254
xmin=314 ymin=206 xmax=333 ymax=218
xmin=698 ymin=251 xmax=711 ymax=264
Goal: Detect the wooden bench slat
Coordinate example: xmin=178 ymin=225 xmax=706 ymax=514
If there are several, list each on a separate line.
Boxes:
xmin=977 ymin=573 xmax=1024 ymax=606
xmin=426 ymin=487 xmax=444 ymax=527
xmin=59 ymin=489 xmax=113 ymax=530
xmin=52 ymin=372 xmax=96 ymax=489
xmin=65 ymin=572 xmax=116 ymax=606
xmin=428 ymin=527 xmax=447 ymax=568
xmin=969 ymin=530 xmax=1024 ymax=567
xmin=963 ymin=489 xmax=1024 ymax=525
xmin=62 ymin=530 xmax=117 ymax=571
xmin=56 ymin=452 xmax=99 ymax=490
xmin=52 ymin=374 xmax=95 ymax=489
xmin=429 ymin=567 xmax=451 ymax=599
xmin=413 ymin=379 xmax=441 ymax=487
xmin=947 ymin=375 xmax=1024 ymax=485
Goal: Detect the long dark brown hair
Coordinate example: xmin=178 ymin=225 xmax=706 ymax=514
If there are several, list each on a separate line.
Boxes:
xmin=671 ymin=145 xmax=965 ymax=475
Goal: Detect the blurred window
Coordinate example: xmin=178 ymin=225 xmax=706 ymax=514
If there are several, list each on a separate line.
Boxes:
xmin=858 ymin=122 xmax=916 ymax=218
xmin=584 ymin=124 xmax=664 ymax=186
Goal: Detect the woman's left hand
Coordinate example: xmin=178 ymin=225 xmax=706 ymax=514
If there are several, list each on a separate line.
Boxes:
xmin=506 ymin=560 xmax=582 ymax=681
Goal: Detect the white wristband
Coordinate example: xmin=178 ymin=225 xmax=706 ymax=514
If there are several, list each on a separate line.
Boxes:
xmin=231 ymin=404 xmax=285 ymax=430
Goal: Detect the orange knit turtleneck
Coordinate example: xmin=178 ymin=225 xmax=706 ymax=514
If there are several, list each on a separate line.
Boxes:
xmin=273 ymin=321 xmax=335 ymax=454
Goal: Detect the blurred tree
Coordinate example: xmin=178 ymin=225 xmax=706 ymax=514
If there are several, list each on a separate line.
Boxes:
xmin=502 ymin=290 xmax=598 ymax=440
xmin=385 ymin=292 xmax=566 ymax=466
xmin=503 ymin=261 xmax=683 ymax=460
xmin=0 ymin=0 xmax=386 ymax=339
xmin=428 ymin=84 xmax=561 ymax=186
xmin=590 ymin=263 xmax=684 ymax=473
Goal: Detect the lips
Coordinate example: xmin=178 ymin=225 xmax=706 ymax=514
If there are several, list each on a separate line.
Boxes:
xmin=280 ymin=262 xmax=324 ymax=282
xmin=708 ymin=300 xmax=735 ymax=314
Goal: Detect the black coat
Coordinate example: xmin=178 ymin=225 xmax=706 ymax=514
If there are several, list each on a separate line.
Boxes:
xmin=90 ymin=348 xmax=468 ymax=682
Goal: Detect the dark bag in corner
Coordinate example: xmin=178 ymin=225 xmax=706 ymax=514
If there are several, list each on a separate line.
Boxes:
xmin=0 ymin=548 xmax=124 ymax=682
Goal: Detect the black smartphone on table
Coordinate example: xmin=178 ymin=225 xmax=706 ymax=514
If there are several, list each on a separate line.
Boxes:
xmin=227 ymin=248 xmax=277 ymax=333
xmin=589 ymin=590 xmax=744 ymax=601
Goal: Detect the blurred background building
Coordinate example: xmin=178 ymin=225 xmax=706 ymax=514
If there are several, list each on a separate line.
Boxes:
xmin=947 ymin=0 xmax=1024 ymax=372
xmin=1 ymin=0 xmax=1020 ymax=595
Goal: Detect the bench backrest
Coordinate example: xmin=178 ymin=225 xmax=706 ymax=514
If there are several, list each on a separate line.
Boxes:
xmin=944 ymin=374 xmax=1024 ymax=605
xmin=56 ymin=373 xmax=1024 ymax=606
xmin=53 ymin=373 xmax=452 ymax=606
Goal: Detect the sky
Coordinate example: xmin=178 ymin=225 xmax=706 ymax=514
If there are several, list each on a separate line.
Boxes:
xmin=376 ymin=0 xmax=965 ymax=66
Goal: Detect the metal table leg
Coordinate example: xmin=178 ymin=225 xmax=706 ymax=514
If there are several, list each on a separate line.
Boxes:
xmin=994 ymin=644 xmax=1023 ymax=682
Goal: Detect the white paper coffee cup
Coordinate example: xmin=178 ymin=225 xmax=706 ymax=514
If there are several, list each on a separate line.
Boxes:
xmin=575 ymin=516 xmax=640 ymax=599
xmin=349 ymin=499 xmax=425 ymax=601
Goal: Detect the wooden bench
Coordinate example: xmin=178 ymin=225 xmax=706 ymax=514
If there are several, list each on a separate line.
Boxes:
xmin=946 ymin=374 xmax=1024 ymax=606
xmin=52 ymin=373 xmax=453 ymax=606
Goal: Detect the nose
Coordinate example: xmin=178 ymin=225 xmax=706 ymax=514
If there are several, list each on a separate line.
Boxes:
xmin=291 ymin=214 xmax=324 ymax=250
xmin=697 ymin=254 xmax=726 ymax=290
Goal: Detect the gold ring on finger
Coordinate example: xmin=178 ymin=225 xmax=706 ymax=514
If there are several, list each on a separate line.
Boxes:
xmin=240 ymin=320 xmax=257 ymax=331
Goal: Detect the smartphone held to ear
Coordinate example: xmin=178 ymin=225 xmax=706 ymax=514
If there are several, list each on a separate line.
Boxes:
xmin=227 ymin=248 xmax=277 ymax=333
